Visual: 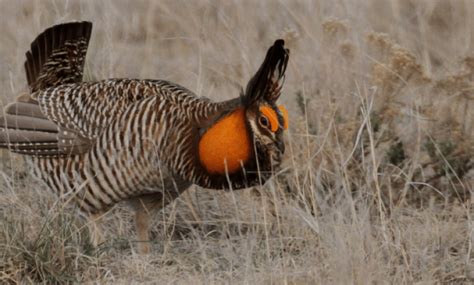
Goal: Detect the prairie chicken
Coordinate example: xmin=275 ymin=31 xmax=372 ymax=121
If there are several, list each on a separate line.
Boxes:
xmin=0 ymin=21 xmax=289 ymax=253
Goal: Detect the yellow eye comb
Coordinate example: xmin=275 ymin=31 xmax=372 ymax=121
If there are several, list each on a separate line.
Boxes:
xmin=259 ymin=105 xmax=289 ymax=132
xmin=278 ymin=105 xmax=288 ymax=130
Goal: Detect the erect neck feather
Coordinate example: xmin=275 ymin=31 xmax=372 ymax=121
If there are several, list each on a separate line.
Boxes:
xmin=198 ymin=107 xmax=252 ymax=175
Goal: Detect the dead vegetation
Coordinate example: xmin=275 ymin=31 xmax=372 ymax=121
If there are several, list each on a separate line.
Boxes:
xmin=1 ymin=0 xmax=474 ymax=283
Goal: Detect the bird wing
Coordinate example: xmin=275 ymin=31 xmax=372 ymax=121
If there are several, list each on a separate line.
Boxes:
xmin=2 ymin=79 xmax=168 ymax=157
xmin=31 ymin=79 xmax=161 ymax=140
xmin=0 ymin=22 xmax=94 ymax=157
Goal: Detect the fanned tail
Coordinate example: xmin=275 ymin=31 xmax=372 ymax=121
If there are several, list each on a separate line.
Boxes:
xmin=25 ymin=21 xmax=92 ymax=92
xmin=0 ymin=21 xmax=93 ymax=157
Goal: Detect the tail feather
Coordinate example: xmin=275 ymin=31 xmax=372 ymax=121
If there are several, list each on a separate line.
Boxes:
xmin=0 ymin=21 xmax=94 ymax=157
xmin=25 ymin=21 xmax=92 ymax=92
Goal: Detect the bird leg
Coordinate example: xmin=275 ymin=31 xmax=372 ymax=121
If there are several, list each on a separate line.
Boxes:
xmin=130 ymin=190 xmax=182 ymax=254
xmin=130 ymin=195 xmax=162 ymax=254
xmin=134 ymin=204 xmax=152 ymax=254
xmin=87 ymin=212 xmax=105 ymax=247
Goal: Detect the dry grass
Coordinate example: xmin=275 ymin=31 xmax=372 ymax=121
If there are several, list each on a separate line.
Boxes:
xmin=1 ymin=0 xmax=474 ymax=283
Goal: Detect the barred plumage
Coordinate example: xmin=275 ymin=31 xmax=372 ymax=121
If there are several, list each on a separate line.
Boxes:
xmin=0 ymin=21 xmax=290 ymax=253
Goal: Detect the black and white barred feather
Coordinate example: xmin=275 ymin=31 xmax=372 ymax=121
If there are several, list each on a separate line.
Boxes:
xmin=0 ymin=21 xmax=288 ymax=214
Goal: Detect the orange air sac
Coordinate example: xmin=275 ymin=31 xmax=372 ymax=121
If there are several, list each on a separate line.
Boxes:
xmin=198 ymin=108 xmax=251 ymax=175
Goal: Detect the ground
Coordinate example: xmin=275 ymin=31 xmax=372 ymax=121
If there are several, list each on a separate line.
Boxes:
xmin=1 ymin=0 xmax=474 ymax=283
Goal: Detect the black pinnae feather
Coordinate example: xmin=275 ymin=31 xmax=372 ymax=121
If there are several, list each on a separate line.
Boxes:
xmin=242 ymin=39 xmax=289 ymax=106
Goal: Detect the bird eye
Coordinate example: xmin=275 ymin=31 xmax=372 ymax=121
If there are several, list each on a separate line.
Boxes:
xmin=259 ymin=116 xmax=270 ymax=128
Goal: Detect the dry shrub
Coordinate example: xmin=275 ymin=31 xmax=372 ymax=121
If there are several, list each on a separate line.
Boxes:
xmin=0 ymin=0 xmax=474 ymax=283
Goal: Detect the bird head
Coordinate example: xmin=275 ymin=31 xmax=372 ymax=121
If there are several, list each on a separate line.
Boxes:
xmin=242 ymin=39 xmax=289 ymax=175
xmin=198 ymin=39 xmax=289 ymax=187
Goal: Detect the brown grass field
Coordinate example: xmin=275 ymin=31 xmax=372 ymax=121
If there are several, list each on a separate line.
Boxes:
xmin=1 ymin=0 xmax=474 ymax=283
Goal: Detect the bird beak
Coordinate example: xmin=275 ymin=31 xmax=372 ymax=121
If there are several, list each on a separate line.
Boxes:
xmin=276 ymin=133 xmax=285 ymax=154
